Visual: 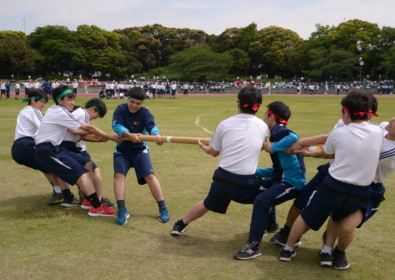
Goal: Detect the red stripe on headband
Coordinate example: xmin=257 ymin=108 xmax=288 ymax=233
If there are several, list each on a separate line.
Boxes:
xmin=342 ymin=106 xmax=378 ymax=117
xmin=267 ymin=109 xmax=288 ymax=125
xmin=242 ymin=102 xmax=260 ymax=111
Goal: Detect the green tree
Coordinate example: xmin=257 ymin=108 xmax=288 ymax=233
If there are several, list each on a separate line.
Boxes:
xmin=225 ymin=48 xmax=250 ymax=75
xmin=76 ymin=25 xmax=122 ymax=77
xmin=166 ymin=46 xmax=232 ymax=81
xmin=0 ymin=34 xmax=35 ymax=79
xmin=249 ymin=26 xmax=303 ymax=76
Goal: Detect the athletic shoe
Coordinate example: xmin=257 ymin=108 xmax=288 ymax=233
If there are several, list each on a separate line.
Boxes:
xmin=81 ymin=198 xmax=116 ymax=210
xmin=320 ymin=251 xmax=333 ymax=266
xmin=115 ymin=208 xmax=130 ymax=225
xmin=61 ymin=197 xmax=82 ymax=208
xmin=88 ymin=203 xmax=117 ymax=217
xmin=263 ymin=229 xmax=268 ymax=237
xmin=171 ymin=220 xmax=186 ymax=236
xmin=266 ymin=223 xmax=280 ymax=233
xmin=158 ymin=206 xmax=170 ymax=223
xmin=269 ymin=228 xmax=302 ymax=247
xmin=233 ymin=242 xmax=262 ymax=260
xmin=279 ymin=247 xmax=297 ymax=262
xmin=48 ymin=192 xmax=64 ymax=204
xmin=332 ymin=247 xmax=350 ymax=270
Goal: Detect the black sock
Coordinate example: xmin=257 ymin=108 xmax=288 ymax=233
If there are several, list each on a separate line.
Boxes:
xmin=157 ymin=200 xmax=165 ymax=208
xmin=283 ymin=224 xmax=291 ymax=233
xmin=62 ymin=189 xmax=73 ymax=201
xmin=177 ymin=219 xmax=188 ymax=227
xmin=117 ymin=200 xmax=125 ymax=209
xmin=86 ymin=192 xmax=101 ymax=208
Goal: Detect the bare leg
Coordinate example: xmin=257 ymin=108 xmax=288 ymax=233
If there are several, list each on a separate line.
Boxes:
xmin=286 ymin=215 xmax=310 ymax=247
xmin=144 ymin=174 xmax=164 ymax=202
xmin=76 ymin=172 xmax=96 ymax=196
xmin=114 ymin=173 xmax=126 ymax=201
xmin=337 ymin=210 xmax=364 ymax=251
xmin=92 ymin=167 xmax=103 ymax=199
xmin=182 ymin=201 xmax=209 ymax=224
xmin=285 ymin=204 xmax=302 ymax=228
xmin=324 ymin=216 xmax=341 ymax=248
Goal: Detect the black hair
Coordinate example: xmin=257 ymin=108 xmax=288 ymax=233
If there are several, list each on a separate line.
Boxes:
xmin=341 ymin=90 xmax=373 ymax=121
xmin=371 ymin=96 xmax=378 ymax=115
xmin=237 ymin=87 xmax=262 ymax=114
xmin=84 ymin=98 xmax=107 ymax=118
xmin=127 ymin=87 xmax=146 ymax=100
xmin=266 ymin=101 xmax=291 ymax=124
xmin=52 ymin=85 xmax=74 ymax=105
xmin=27 ymin=88 xmax=48 ymax=105
xmin=71 ymin=105 xmax=81 ymax=112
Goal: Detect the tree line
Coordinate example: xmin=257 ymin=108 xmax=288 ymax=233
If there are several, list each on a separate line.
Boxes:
xmin=0 ymin=19 xmax=394 ymax=82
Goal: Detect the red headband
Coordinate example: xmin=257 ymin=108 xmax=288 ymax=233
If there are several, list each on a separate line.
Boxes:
xmin=241 ymin=102 xmax=260 ymax=111
xmin=342 ymin=106 xmax=378 ymax=117
xmin=266 ymin=109 xmax=288 ymax=125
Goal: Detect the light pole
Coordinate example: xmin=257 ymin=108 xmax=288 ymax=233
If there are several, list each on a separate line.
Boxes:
xmin=359 ymin=57 xmax=364 ymax=84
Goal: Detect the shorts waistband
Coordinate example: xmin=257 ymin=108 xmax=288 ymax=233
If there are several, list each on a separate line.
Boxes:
xmin=213 ymin=167 xmax=262 ymax=191
xmin=317 ymin=181 xmax=369 ymax=202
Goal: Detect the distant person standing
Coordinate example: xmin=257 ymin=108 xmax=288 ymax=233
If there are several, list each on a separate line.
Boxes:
xmin=42 ymin=80 xmax=52 ymax=99
xmin=5 ymin=81 xmax=12 ymax=99
xmin=182 ymin=83 xmax=189 ymax=99
xmin=1 ymin=80 xmax=6 ymax=99
xmin=72 ymin=80 xmax=79 ymax=95
xmin=15 ymin=81 xmax=20 ymax=100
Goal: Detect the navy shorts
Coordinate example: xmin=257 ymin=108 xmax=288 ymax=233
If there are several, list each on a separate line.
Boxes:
xmin=183 ymin=89 xmax=188 ymax=95
xmin=60 ymin=141 xmax=98 ymax=170
xmin=113 ymin=152 xmax=154 ymax=185
xmin=171 ymin=90 xmax=176 ymax=95
xmin=294 ymin=163 xmax=329 ymax=210
xmin=301 ymin=175 xmax=371 ymax=231
xmin=11 ymin=137 xmax=50 ymax=173
xmin=203 ymin=168 xmax=264 ymax=214
xmin=358 ymin=182 xmax=386 ymax=228
xmin=35 ymin=142 xmax=91 ymax=185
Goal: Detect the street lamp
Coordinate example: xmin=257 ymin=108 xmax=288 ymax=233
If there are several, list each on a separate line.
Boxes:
xmin=359 ymin=57 xmax=364 ymax=84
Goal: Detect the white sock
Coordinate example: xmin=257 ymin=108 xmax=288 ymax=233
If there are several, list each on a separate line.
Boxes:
xmin=54 ymin=186 xmax=62 ymax=193
xmin=321 ymin=245 xmax=333 ymax=254
xmin=284 ymin=244 xmax=294 ymax=251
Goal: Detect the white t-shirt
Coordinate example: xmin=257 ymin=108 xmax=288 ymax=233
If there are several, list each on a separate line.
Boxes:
xmin=14 ymin=106 xmax=43 ymax=140
xmin=374 ymin=122 xmax=395 ymax=183
xmin=209 ymin=114 xmax=268 ymax=175
xmin=324 ymin=121 xmax=383 ymax=185
xmin=63 ymin=108 xmax=89 ymax=151
xmin=36 ymin=105 xmax=83 ymax=146
xmin=72 ymin=82 xmax=78 ymax=89
xmin=15 ymin=83 xmax=20 ymax=89
xmin=171 ymin=84 xmax=177 ymax=90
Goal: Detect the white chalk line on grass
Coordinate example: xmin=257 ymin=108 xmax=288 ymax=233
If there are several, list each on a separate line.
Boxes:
xmin=195 ymin=111 xmax=226 ymax=135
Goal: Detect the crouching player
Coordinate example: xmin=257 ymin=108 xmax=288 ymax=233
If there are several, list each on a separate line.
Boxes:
xmin=171 ymin=87 xmax=269 ymax=237
xmin=319 ymin=118 xmax=395 ymax=269
xmin=59 ymin=98 xmax=116 ymax=209
xmin=112 ymin=87 xmax=170 ymax=225
xmin=12 ymin=89 xmax=64 ymax=204
xmin=279 ymin=90 xmax=383 ymax=269
xmin=35 ymin=86 xmax=121 ymax=216
xmin=234 ymin=101 xmax=306 ymax=260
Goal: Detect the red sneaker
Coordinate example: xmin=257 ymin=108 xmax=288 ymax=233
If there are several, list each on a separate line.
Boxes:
xmin=81 ymin=199 xmax=91 ymax=210
xmin=88 ymin=203 xmax=117 ymax=217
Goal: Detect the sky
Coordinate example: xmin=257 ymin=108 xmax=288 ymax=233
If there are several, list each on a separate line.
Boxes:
xmin=1 ymin=0 xmax=394 ymax=39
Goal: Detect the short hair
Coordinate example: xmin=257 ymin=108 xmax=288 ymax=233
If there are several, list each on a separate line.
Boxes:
xmin=266 ymin=101 xmax=291 ymax=124
xmin=341 ymin=90 xmax=373 ymax=121
xmin=84 ymin=98 xmax=107 ymax=118
xmin=52 ymin=85 xmax=74 ymax=105
xmin=371 ymin=96 xmax=378 ymax=115
xmin=27 ymin=89 xmax=48 ymax=105
xmin=237 ymin=87 xmax=262 ymax=114
xmin=127 ymin=87 xmax=145 ymax=100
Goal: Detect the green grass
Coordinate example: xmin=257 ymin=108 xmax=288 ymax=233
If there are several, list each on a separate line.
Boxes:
xmin=0 ymin=95 xmax=394 ymax=279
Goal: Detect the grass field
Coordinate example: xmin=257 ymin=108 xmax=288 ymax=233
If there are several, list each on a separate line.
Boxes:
xmin=1 ymin=95 xmax=394 ymax=279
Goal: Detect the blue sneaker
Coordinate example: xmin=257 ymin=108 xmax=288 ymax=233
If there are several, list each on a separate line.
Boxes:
xmin=159 ymin=206 xmax=170 ymax=223
xmin=116 ymin=208 xmax=130 ymax=225
xmin=102 ymin=197 xmax=115 ymax=208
